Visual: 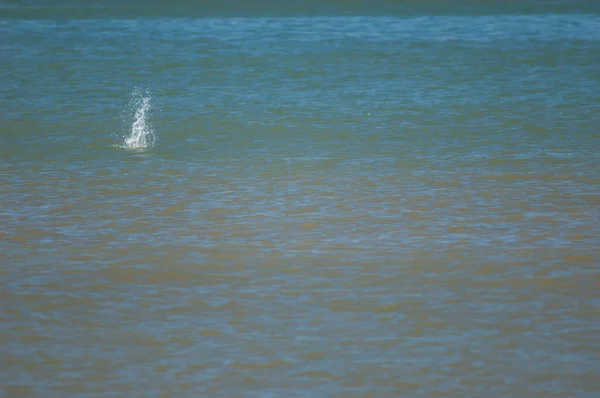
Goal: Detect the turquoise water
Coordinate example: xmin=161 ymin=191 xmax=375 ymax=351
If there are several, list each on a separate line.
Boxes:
xmin=1 ymin=1 xmax=599 ymax=396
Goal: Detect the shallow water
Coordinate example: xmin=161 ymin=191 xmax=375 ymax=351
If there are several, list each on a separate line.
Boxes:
xmin=1 ymin=1 xmax=599 ymax=396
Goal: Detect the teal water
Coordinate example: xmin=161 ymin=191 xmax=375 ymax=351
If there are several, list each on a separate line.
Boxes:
xmin=1 ymin=1 xmax=599 ymax=397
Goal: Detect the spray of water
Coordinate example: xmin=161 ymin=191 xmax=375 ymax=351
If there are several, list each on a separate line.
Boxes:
xmin=122 ymin=88 xmax=156 ymax=149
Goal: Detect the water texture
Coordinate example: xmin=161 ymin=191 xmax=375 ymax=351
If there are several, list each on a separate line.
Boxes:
xmin=1 ymin=1 xmax=599 ymax=397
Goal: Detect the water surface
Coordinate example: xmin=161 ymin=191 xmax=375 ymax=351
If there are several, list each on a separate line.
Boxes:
xmin=1 ymin=2 xmax=599 ymax=396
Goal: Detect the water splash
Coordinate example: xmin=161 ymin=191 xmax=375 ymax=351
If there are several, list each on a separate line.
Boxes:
xmin=122 ymin=89 xmax=156 ymax=149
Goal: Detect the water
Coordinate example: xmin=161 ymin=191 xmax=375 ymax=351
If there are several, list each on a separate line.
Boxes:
xmin=1 ymin=1 xmax=599 ymax=397
xmin=122 ymin=89 xmax=155 ymax=149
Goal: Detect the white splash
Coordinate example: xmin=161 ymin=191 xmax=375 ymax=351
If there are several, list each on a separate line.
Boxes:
xmin=123 ymin=89 xmax=156 ymax=149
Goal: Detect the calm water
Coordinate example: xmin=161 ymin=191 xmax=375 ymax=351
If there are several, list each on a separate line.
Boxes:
xmin=1 ymin=1 xmax=599 ymax=396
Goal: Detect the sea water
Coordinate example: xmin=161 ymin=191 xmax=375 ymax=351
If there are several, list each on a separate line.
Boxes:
xmin=122 ymin=88 xmax=155 ymax=149
xmin=1 ymin=1 xmax=599 ymax=396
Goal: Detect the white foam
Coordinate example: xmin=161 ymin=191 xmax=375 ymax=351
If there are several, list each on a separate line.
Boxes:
xmin=122 ymin=89 xmax=156 ymax=149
